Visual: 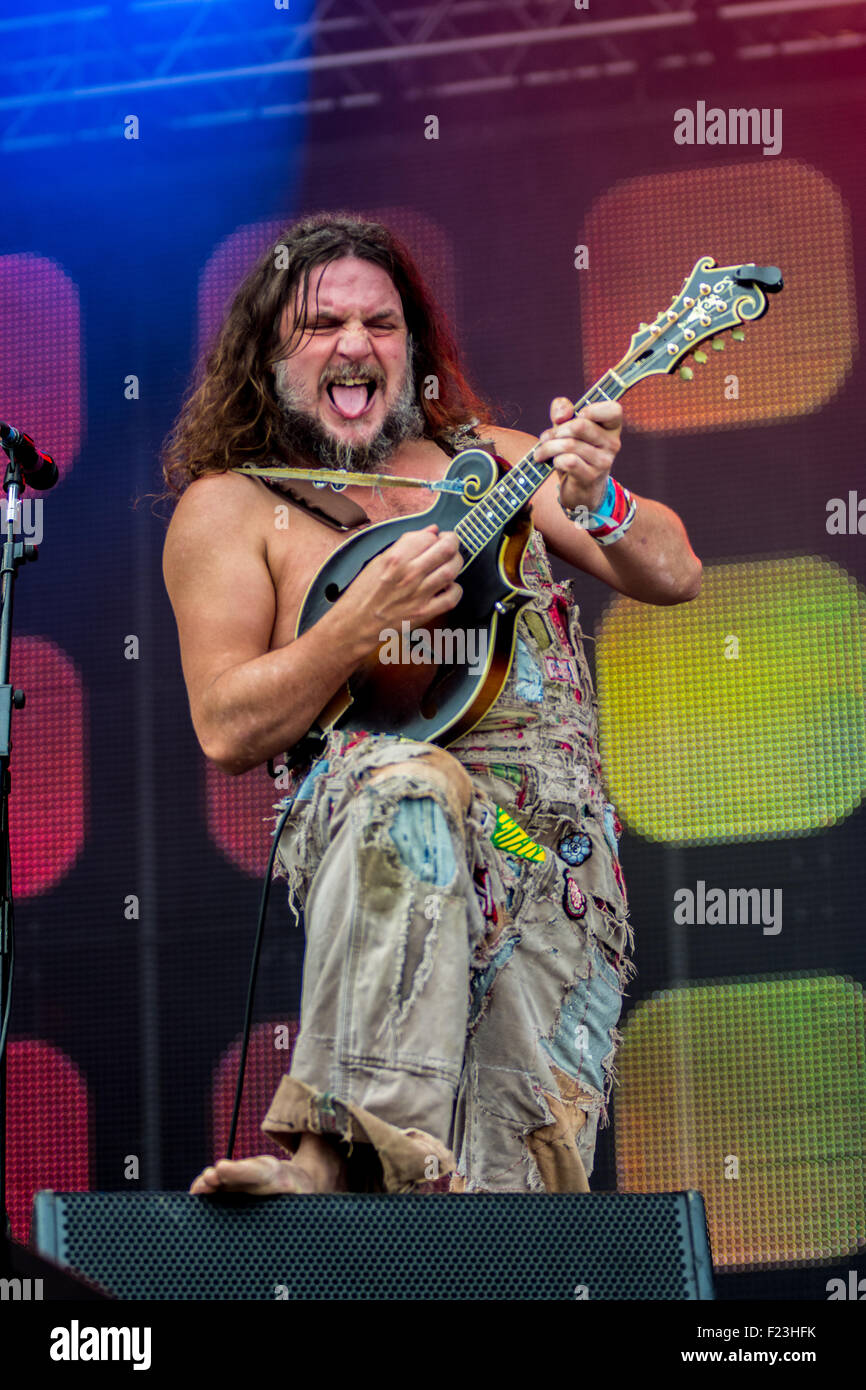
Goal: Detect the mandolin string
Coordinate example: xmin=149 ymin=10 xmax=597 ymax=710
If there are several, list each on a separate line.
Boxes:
xmin=453 ymin=370 xmax=628 ymax=563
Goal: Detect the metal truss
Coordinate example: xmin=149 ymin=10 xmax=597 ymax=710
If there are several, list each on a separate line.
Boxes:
xmin=1 ymin=0 xmax=864 ymax=150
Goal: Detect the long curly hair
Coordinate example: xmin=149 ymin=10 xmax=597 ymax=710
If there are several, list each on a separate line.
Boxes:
xmin=160 ymin=211 xmax=494 ymax=500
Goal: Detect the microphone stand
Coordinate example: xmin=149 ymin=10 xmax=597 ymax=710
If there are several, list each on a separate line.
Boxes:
xmin=0 ymin=444 xmax=38 ymax=1257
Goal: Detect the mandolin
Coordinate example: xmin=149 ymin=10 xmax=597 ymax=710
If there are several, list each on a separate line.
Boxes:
xmin=296 ymin=256 xmax=783 ymax=747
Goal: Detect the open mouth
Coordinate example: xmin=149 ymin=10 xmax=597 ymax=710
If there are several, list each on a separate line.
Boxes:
xmin=326 ymin=379 xmax=378 ymax=420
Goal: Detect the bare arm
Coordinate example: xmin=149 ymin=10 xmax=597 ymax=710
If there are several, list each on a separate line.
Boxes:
xmin=163 ymin=474 xmax=462 ymax=774
xmin=531 ymin=474 xmax=702 ymax=604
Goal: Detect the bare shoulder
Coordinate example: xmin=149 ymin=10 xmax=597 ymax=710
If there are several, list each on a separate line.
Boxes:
xmin=476 ymin=423 xmax=540 ymax=464
xmin=163 ymin=472 xmax=267 ymax=573
xmin=161 ymin=470 xmax=278 ymax=683
xmin=165 ymin=471 xmax=263 ymax=538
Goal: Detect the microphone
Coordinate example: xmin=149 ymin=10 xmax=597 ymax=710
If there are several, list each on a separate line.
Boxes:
xmin=0 ymin=422 xmax=59 ymax=491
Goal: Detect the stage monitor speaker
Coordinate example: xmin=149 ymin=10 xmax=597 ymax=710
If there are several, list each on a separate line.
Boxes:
xmin=32 ymin=1189 xmax=715 ymax=1300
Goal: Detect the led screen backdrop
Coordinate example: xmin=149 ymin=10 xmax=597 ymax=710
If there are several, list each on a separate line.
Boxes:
xmin=1 ymin=9 xmax=864 ymax=1303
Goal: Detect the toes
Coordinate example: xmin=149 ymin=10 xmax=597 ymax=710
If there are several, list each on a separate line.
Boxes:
xmin=208 ymin=1155 xmax=282 ymax=1192
xmin=190 ymin=1154 xmax=295 ymax=1196
xmin=189 ymin=1166 xmax=219 ymax=1194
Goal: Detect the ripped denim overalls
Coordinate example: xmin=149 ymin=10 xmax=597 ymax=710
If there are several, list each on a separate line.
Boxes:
xmin=262 ymin=440 xmax=635 ymax=1194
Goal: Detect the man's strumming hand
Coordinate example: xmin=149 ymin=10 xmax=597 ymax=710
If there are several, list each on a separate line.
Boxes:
xmin=334 ymin=524 xmax=463 ymax=655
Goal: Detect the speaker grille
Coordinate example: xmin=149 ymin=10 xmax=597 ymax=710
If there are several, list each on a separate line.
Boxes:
xmin=33 ymin=1190 xmax=714 ymax=1300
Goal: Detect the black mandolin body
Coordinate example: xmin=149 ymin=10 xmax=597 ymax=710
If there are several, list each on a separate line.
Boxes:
xmin=296 ymin=449 xmax=535 ymax=745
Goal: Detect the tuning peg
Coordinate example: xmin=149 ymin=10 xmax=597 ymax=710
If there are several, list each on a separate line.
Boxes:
xmin=712 ymin=338 xmax=725 ymax=351
xmin=679 ymin=365 xmax=694 ymax=381
xmin=731 ymin=327 xmax=745 ymax=341
xmin=694 ymin=351 xmax=708 ymax=365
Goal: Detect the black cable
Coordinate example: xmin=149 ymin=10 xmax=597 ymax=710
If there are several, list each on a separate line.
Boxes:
xmin=0 ymin=913 xmax=12 ymax=1064
xmin=226 ymin=797 xmax=296 ymax=1161
xmin=0 ymin=824 xmax=14 ymax=1069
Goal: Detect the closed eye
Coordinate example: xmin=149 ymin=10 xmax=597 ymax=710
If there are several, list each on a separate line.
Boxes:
xmin=308 ymin=318 xmax=400 ymax=332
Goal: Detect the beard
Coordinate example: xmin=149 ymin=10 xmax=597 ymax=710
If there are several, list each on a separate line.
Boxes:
xmin=271 ymin=338 xmax=426 ymax=474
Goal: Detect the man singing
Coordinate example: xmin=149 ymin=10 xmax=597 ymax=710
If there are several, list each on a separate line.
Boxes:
xmin=162 ymin=212 xmax=701 ymax=1196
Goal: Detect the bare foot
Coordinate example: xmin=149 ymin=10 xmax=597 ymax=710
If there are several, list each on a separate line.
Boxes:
xmin=190 ymin=1136 xmax=349 ymax=1196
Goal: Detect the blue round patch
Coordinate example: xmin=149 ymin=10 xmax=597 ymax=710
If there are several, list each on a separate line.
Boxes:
xmin=559 ymin=832 xmax=592 ymax=866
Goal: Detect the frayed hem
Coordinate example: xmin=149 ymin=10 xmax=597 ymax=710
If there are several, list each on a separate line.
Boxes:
xmin=262 ymin=1075 xmax=457 ymax=1194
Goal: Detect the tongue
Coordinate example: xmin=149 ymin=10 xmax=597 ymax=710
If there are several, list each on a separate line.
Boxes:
xmin=330 ymin=384 xmax=370 ymax=419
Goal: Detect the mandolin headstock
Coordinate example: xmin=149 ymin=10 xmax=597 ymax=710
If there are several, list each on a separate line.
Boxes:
xmin=615 ymin=256 xmax=783 ymax=386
